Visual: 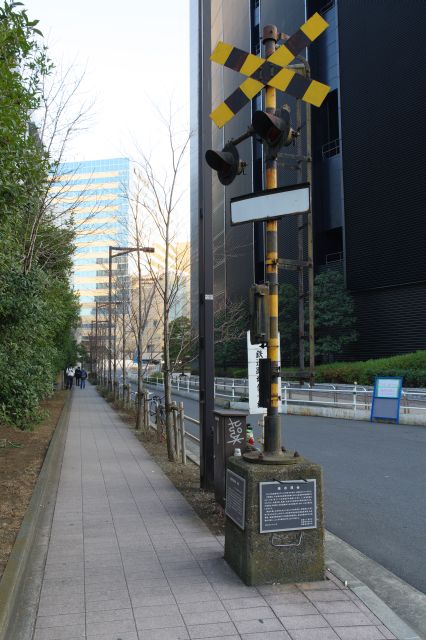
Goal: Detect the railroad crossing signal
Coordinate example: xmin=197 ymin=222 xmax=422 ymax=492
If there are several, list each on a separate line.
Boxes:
xmin=210 ymin=12 xmax=330 ymax=128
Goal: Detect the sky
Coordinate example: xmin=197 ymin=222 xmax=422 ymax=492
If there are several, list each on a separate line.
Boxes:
xmin=25 ymin=0 xmax=190 ymax=163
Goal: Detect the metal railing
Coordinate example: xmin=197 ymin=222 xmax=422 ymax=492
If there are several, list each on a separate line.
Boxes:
xmin=325 ymin=251 xmax=343 ymax=264
xmin=321 ymin=137 xmax=340 ymax=159
xmin=139 ymin=374 xmax=426 ymax=417
xmin=98 ymin=373 xmax=426 ymax=419
xmin=281 ymin=384 xmax=426 ymax=416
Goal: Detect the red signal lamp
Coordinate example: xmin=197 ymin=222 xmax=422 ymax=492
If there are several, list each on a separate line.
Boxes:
xmin=252 ymin=106 xmax=294 ymax=149
xmin=205 ymin=142 xmax=243 ymax=186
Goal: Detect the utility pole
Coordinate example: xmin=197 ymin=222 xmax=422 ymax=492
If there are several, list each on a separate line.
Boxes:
xmin=95 ymin=307 xmax=99 ymax=383
xmin=122 ymin=296 xmax=127 ymax=390
xmin=198 ymin=0 xmax=215 ymax=491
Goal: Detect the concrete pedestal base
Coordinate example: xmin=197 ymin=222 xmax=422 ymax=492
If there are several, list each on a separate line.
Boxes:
xmin=224 ymin=456 xmax=324 ymax=586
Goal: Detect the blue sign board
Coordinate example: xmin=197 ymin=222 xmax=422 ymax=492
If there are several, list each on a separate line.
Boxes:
xmin=370 ymin=376 xmax=403 ymax=423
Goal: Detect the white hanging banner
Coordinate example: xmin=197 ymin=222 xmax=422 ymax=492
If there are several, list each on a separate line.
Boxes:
xmin=247 ymin=331 xmax=282 ymax=414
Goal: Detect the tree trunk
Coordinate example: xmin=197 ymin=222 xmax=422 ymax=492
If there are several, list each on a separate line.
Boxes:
xmin=163 ymin=231 xmax=177 ymax=462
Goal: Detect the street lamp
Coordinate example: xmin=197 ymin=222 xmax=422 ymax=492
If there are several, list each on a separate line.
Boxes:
xmin=108 ymin=246 xmax=155 ymax=395
xmin=95 ymin=301 xmax=110 ymax=385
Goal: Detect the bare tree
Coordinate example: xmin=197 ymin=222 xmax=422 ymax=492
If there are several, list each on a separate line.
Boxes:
xmin=127 ymin=115 xmax=191 ymax=461
xmin=22 ymin=62 xmax=96 ymax=274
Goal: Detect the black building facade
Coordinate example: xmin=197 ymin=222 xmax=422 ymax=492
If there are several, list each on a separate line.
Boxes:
xmin=190 ymin=0 xmax=426 ymax=361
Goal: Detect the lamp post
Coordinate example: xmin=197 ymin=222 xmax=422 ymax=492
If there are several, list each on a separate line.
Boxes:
xmin=95 ymin=300 xmax=111 ymax=385
xmin=108 ymin=245 xmax=155 ymax=396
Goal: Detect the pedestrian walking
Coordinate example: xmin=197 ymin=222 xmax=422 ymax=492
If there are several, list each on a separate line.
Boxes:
xmin=75 ymin=366 xmax=82 ymax=387
xmin=65 ymin=365 xmax=75 ymax=389
xmin=80 ymin=368 xmax=87 ymax=389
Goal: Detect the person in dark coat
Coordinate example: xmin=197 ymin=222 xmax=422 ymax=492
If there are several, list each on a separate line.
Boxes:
xmin=80 ymin=368 xmax=88 ymax=389
xmin=75 ymin=366 xmax=82 ymax=387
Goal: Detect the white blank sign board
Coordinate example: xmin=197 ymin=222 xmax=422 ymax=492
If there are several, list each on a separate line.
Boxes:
xmin=231 ymin=184 xmax=310 ymax=225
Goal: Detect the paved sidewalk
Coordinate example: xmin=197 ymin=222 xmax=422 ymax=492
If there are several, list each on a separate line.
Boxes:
xmin=31 ymin=383 xmax=397 ymax=640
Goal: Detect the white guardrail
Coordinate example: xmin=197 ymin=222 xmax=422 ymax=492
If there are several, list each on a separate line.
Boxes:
xmin=134 ymin=373 xmax=426 ymax=417
xmin=100 ymin=374 xmax=424 ymax=464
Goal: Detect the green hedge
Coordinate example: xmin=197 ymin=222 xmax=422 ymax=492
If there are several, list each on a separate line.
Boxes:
xmin=215 ymin=367 xmax=248 ymax=378
xmin=315 ymin=351 xmax=426 ymax=387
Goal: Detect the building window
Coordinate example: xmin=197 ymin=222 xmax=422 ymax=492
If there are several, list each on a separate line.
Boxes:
xmin=320 ymin=89 xmax=340 ymax=159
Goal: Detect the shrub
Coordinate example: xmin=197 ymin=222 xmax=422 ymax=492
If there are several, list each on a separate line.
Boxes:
xmin=315 ymin=351 xmax=426 ymax=386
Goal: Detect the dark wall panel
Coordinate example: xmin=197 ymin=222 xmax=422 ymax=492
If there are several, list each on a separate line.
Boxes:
xmin=338 ymin=0 xmax=426 ymax=291
xmin=349 ymin=282 xmax=426 ymax=360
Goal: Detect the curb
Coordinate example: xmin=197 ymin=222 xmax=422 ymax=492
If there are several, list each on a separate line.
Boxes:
xmin=0 ymin=391 xmax=71 ymax=640
xmin=325 ymin=531 xmax=425 ymax=640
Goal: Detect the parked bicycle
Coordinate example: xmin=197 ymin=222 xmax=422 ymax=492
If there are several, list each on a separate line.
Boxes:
xmin=149 ymin=394 xmax=165 ymax=418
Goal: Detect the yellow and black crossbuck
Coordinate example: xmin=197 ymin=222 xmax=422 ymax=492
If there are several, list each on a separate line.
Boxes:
xmin=210 ymin=12 xmax=330 ymax=128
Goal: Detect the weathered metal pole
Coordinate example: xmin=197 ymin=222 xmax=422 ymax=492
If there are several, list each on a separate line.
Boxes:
xmin=113 ymin=302 xmax=117 ymax=400
xmin=296 ymin=99 xmax=306 ymax=381
xmin=95 ymin=305 xmax=99 ymax=384
xmin=198 ymin=0 xmax=215 ymax=490
xmin=108 ymin=246 xmax=113 ymax=392
xmin=122 ymin=298 xmax=126 ymax=390
xmin=263 ymin=25 xmax=281 ymax=459
xmin=306 ymin=88 xmax=315 ymax=384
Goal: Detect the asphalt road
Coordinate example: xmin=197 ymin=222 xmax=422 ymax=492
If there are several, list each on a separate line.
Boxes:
xmin=174 ymin=393 xmax=426 ymax=596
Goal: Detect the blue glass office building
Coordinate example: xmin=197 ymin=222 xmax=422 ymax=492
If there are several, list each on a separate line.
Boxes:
xmin=54 ymin=158 xmax=130 ymax=339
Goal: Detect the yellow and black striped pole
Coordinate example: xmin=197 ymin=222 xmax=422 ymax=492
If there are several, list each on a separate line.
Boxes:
xmin=263 ymin=25 xmax=282 ymax=459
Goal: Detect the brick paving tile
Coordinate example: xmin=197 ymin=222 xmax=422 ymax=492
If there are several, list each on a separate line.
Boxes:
xmin=84 ymin=585 xmax=129 ymax=601
xmin=315 ymin=600 xmax=363 ymax=614
xmin=135 ymin=612 xmax=186 ymax=630
xmin=264 ymin=593 xmax=312 ymax=606
xmin=127 ymin=577 xmax=170 ymax=589
xmin=181 ymin=609 xmax=232 ymax=625
xmin=187 ymin=621 xmax=238 ymax=638
xmin=227 ymin=605 xmax=277 ymax=622
xmin=178 ymin=598 xmax=225 ymax=614
xmin=223 ymin=596 xmax=268 ymax=610
xmin=298 ymin=579 xmax=342 ymax=590
xmin=279 ymin=614 xmax=330 ymax=630
xmin=137 ymin=629 xmax=190 ymax=640
xmin=130 ymin=593 xmax=177 ymax=608
xmin=168 ymin=574 xmax=211 ymax=586
xmin=240 ymin=631 xmax=292 ymax=640
xmin=323 ymin=612 xmax=373 ymax=627
xmin=212 ymin=584 xmax=259 ymax=599
xmin=86 ymin=633 xmax=138 ymax=640
xmin=334 ymin=626 xmax=387 ymax=639
xmin=85 ymin=607 xmax=134 ymax=623
xmin=174 ymin=591 xmax=223 ymax=604
xmin=305 ymin=589 xmax=351 ymax=602
xmin=258 ymin=584 xmax=300 ymax=595
xmin=269 ymin=602 xmax=318 ymax=617
xmin=33 ymin=624 xmax=85 ymax=640
xmin=133 ymin=603 xmax=180 ymax=619
xmin=35 ymin=613 xmax=85 ymax=629
xmin=84 ymin=588 xmax=130 ymax=603
xmin=288 ymin=628 xmax=340 ymax=640
xmin=234 ymin=617 xmax=285 ymax=634
xmin=36 ymin=601 xmax=85 ymax=617
xmin=41 ymin=577 xmax=84 ymax=591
